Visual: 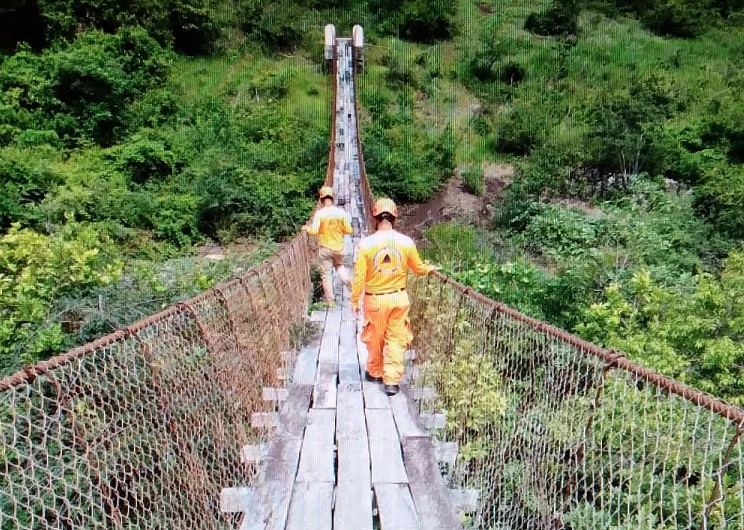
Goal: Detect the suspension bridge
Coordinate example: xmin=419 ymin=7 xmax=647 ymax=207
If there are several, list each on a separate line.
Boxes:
xmin=2 ymin=26 xmax=744 ymax=530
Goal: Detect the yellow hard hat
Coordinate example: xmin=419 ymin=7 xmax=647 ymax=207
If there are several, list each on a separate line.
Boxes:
xmin=372 ymin=198 xmax=398 ymax=218
xmin=319 ymin=186 xmax=334 ymax=199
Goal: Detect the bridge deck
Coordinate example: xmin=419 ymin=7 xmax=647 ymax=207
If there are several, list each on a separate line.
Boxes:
xmin=222 ymin=38 xmax=462 ymax=530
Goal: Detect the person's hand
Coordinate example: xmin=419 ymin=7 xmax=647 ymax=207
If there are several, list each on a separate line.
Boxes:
xmin=429 ymin=265 xmax=442 ymax=273
xmin=301 ymin=225 xmax=308 ymax=232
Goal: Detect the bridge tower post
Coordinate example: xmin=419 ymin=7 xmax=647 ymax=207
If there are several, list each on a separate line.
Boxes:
xmin=352 ymin=25 xmax=364 ymax=74
xmin=324 ymin=24 xmax=336 ymax=75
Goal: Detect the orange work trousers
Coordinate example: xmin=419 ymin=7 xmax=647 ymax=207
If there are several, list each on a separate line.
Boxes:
xmin=361 ymin=291 xmax=413 ymax=385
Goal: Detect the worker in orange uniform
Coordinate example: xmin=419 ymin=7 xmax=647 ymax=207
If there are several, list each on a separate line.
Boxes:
xmin=302 ymin=186 xmax=353 ymax=307
xmin=351 ymin=198 xmax=439 ymax=396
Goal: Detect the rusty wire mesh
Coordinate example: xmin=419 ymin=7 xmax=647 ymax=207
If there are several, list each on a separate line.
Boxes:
xmin=0 ymin=235 xmax=313 ymax=530
xmin=407 ymin=273 xmax=744 ymax=530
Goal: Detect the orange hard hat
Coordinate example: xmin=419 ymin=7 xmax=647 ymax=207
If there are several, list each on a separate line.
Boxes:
xmin=372 ymin=198 xmax=398 ymax=218
xmin=319 ymin=186 xmax=334 ymax=199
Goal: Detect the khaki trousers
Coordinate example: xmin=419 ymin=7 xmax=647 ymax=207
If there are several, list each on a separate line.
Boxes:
xmin=318 ymin=246 xmax=351 ymax=302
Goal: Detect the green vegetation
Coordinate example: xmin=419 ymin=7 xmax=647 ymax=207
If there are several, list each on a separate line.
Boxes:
xmin=2 ymin=0 xmax=744 ymax=527
xmin=0 ymin=0 xmax=345 ymax=374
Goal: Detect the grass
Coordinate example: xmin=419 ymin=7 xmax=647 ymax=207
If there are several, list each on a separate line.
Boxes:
xmin=169 ymin=34 xmax=332 ymax=131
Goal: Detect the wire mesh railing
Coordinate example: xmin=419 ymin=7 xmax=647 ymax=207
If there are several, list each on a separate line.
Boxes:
xmin=406 ymin=273 xmax=744 ymax=530
xmin=0 ymin=213 xmax=315 ymax=530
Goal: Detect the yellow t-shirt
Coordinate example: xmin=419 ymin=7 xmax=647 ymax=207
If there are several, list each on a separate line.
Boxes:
xmin=306 ymin=205 xmax=353 ymax=252
xmin=351 ymin=229 xmax=434 ymax=307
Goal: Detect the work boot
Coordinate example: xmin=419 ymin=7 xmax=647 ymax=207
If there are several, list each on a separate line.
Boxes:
xmin=364 ymin=371 xmax=383 ymax=383
xmin=384 ymin=384 xmax=399 ymax=396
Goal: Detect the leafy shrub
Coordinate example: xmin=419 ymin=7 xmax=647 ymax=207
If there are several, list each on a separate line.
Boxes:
xmin=33 ymin=0 xmax=223 ymax=54
xmin=524 ymin=0 xmax=579 ymax=36
xmin=368 ymin=0 xmax=457 ymax=42
xmin=0 ymin=222 xmax=123 ymax=373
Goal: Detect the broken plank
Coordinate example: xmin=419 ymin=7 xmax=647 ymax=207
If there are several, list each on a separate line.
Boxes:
xmin=335 ymin=387 xmax=373 ymax=530
xmin=374 ymin=483 xmax=421 ymax=530
xmin=263 ymin=387 xmax=289 ymax=402
xmin=251 ymin=412 xmax=277 ymax=429
xmin=313 ymin=364 xmax=338 ymax=409
xmin=419 ymin=413 xmax=446 ymax=430
xmin=285 ymin=482 xmax=334 ymax=530
xmin=365 ymin=408 xmax=408 ymax=484
xmin=241 ymin=444 xmax=267 ymax=464
xmin=296 ymin=409 xmax=336 ymax=483
xmin=433 ymin=441 xmax=459 ymax=468
xmin=389 ymin=392 xmax=427 ymax=439
xmin=449 ymin=489 xmax=480 ymax=514
xmin=401 ymin=437 xmax=462 ymax=530
xmin=220 ymin=487 xmax=256 ymax=513
xmin=292 ymin=347 xmax=319 ymax=386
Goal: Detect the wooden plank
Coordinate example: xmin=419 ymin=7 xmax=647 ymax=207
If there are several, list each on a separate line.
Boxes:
xmin=240 ymin=444 xmax=267 ymax=464
xmin=280 ymin=350 xmax=295 ymax=362
xmin=389 ymin=392 xmax=427 ymax=439
xmin=275 ymin=384 xmax=314 ymax=438
xmin=318 ymin=308 xmax=342 ymax=364
xmin=313 ymin=364 xmax=338 ymax=409
xmin=338 ymin=320 xmax=360 ymax=385
xmin=374 ymin=483 xmax=421 ymax=530
xmin=434 ymin=441 xmax=459 ymax=468
xmin=244 ymin=435 xmax=303 ymax=530
xmin=220 ymin=487 xmax=255 ymax=512
xmin=285 ymin=482 xmax=334 ymax=530
xmin=335 ymin=387 xmax=373 ymax=530
xmin=342 ymin=301 xmax=353 ymax=321
xmin=251 ymin=412 xmax=277 ymax=430
xmin=296 ymin=409 xmax=336 ymax=482
xmin=263 ymin=387 xmax=289 ymax=402
xmin=419 ymin=413 xmax=446 ymax=430
xmin=401 ymin=437 xmax=462 ymax=530
xmin=365 ymin=408 xmax=408 ymax=484
xmin=362 ymin=379 xmax=390 ymax=409
xmin=449 ymin=489 xmax=480 ymax=513
xmin=293 ymin=347 xmax=319 ymax=386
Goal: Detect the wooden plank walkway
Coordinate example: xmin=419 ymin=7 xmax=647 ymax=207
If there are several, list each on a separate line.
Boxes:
xmin=221 ymin=37 xmax=466 ymax=530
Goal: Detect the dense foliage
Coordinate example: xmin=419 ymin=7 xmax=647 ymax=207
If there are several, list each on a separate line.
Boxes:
xmin=0 ymin=1 xmax=343 ymax=374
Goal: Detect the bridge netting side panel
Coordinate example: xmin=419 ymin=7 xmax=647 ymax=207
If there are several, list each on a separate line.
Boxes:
xmin=407 ymin=274 xmax=744 ymax=530
xmin=0 ymin=236 xmax=313 ymax=530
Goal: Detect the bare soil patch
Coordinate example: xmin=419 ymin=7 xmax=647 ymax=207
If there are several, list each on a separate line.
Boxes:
xmin=397 ymin=162 xmax=515 ymax=243
xmin=478 ymin=3 xmax=494 ymax=14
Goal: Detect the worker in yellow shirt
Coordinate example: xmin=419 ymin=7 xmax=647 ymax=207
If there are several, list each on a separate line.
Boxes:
xmin=302 ymin=186 xmax=353 ymax=307
xmin=351 ymin=198 xmax=439 ymax=395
